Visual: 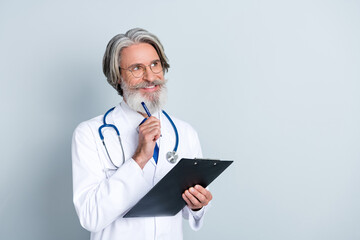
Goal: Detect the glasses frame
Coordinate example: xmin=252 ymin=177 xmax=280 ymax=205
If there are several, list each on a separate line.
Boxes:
xmin=119 ymin=59 xmax=163 ymax=78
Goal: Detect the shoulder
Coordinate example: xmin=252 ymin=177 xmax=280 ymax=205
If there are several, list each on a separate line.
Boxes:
xmin=164 ymin=112 xmax=194 ymax=128
xmin=163 ymin=112 xmax=199 ymax=138
xmin=162 ymin=111 xmax=203 ymax=158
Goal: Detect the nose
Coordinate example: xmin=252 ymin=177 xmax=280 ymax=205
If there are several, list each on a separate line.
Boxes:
xmin=143 ymin=66 xmax=157 ymax=82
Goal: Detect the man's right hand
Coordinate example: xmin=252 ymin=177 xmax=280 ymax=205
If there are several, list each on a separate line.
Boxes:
xmin=132 ymin=116 xmax=161 ymax=169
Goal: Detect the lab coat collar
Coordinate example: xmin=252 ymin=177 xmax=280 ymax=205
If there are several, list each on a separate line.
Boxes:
xmin=119 ymin=101 xmax=145 ymax=129
xmin=118 ymin=101 xmax=161 ymax=127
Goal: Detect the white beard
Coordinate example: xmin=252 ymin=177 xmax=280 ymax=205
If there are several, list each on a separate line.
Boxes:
xmin=121 ymin=78 xmax=168 ymax=115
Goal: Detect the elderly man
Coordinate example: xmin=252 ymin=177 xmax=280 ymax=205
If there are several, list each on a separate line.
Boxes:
xmin=72 ymin=28 xmax=212 ymax=240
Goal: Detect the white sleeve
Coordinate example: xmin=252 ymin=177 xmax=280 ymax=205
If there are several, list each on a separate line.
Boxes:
xmin=72 ymin=122 xmax=151 ymax=233
xmin=181 ymin=126 xmax=211 ymax=230
xmin=182 ymin=204 xmax=210 ymax=231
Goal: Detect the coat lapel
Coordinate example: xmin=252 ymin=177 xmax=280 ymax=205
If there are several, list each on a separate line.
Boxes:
xmin=110 ymin=103 xmax=140 ymax=165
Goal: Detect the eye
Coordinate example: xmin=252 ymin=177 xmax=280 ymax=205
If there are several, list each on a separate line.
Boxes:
xmin=151 ymin=60 xmax=160 ymax=67
xmin=131 ymin=65 xmax=142 ymax=72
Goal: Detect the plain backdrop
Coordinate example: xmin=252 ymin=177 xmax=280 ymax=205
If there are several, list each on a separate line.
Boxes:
xmin=1 ymin=0 xmax=359 ymax=239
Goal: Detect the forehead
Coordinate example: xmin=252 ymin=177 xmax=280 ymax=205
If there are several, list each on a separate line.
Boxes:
xmin=120 ymin=43 xmax=159 ymax=67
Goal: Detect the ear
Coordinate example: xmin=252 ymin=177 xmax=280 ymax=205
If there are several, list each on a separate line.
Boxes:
xmin=118 ymin=66 xmax=123 ymax=83
xmin=117 ymin=72 xmax=123 ymax=85
xmin=116 ymin=76 xmax=124 ymax=96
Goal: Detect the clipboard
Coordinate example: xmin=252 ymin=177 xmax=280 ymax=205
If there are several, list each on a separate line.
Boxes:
xmin=124 ymin=158 xmax=233 ymax=218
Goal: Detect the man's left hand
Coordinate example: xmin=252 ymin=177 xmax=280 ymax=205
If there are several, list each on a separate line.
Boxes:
xmin=182 ymin=185 xmax=212 ymax=211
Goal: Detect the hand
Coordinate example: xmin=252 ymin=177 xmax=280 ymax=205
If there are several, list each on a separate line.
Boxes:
xmin=133 ymin=116 xmax=161 ymax=169
xmin=182 ymin=185 xmax=212 ymax=211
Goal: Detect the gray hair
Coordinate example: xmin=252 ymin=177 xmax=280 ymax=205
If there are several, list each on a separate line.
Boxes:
xmin=102 ymin=28 xmax=170 ymax=96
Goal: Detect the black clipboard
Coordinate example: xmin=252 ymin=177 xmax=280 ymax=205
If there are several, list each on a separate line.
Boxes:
xmin=124 ymin=158 xmax=233 ymax=218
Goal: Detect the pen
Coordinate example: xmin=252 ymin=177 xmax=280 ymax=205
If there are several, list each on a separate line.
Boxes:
xmin=140 ymin=102 xmax=162 ymax=138
xmin=141 ymin=102 xmax=151 ymax=117
xmin=138 ymin=102 xmax=151 ymax=126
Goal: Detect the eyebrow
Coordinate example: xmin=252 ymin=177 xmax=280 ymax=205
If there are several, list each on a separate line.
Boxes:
xmin=127 ymin=59 xmax=160 ymax=68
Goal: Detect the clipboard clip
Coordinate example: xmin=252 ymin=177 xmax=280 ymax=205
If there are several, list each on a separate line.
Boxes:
xmin=193 ymin=158 xmax=220 ymax=166
xmin=194 ymin=157 xmax=220 ymax=161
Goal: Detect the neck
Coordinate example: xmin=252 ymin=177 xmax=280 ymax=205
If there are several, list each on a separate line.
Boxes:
xmin=139 ymin=112 xmax=148 ymax=118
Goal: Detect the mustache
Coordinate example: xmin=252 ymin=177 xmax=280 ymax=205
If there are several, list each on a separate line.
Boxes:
xmin=130 ymin=79 xmax=166 ymax=89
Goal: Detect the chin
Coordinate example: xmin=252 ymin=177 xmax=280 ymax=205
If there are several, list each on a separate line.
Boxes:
xmin=125 ymin=86 xmax=168 ymax=114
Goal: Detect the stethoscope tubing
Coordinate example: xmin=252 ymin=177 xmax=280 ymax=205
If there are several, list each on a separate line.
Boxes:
xmin=161 ymin=110 xmax=179 ymax=152
xmin=98 ymin=106 xmax=179 ymax=168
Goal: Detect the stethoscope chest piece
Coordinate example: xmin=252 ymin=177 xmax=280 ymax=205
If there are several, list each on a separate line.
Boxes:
xmin=166 ymin=151 xmax=178 ymax=164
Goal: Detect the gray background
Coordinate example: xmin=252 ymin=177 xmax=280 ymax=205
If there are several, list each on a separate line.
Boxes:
xmin=1 ymin=0 xmax=359 ymax=239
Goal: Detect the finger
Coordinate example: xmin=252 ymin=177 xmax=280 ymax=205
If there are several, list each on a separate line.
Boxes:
xmin=141 ymin=125 xmax=161 ymax=135
xmin=189 ymin=187 xmax=207 ymax=204
xmin=139 ymin=121 xmax=160 ymax=131
xmin=182 ymin=193 xmax=194 ymax=208
xmin=184 ymin=190 xmax=201 ymax=207
xmin=141 ymin=128 xmax=161 ymax=141
xmin=139 ymin=123 xmax=161 ymax=135
xmin=153 ymin=133 xmax=160 ymax=141
xmin=139 ymin=116 xmax=159 ymax=125
xmin=183 ymin=193 xmax=201 ymax=209
xmin=194 ymin=185 xmax=213 ymax=201
xmin=148 ymin=116 xmax=160 ymax=121
xmin=144 ymin=116 xmax=160 ymax=126
xmin=139 ymin=121 xmax=161 ymax=134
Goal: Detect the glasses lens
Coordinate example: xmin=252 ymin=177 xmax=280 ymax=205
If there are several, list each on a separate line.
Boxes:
xmin=131 ymin=65 xmax=145 ymax=78
xmin=150 ymin=61 xmax=163 ymax=74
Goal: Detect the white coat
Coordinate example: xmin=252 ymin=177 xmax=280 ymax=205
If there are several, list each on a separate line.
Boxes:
xmin=72 ymin=101 xmax=208 ymax=240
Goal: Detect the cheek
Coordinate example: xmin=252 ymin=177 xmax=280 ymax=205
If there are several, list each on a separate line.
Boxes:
xmin=129 ymin=78 xmax=144 ymax=87
xmin=121 ymin=74 xmax=139 ymax=87
xmin=157 ymin=72 xmax=165 ymax=80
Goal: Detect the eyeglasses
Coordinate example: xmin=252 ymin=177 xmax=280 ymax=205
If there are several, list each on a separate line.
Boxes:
xmin=119 ymin=60 xmax=163 ymax=78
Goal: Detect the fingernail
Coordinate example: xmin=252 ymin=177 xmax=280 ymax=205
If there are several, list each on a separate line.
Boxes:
xmin=190 ymin=187 xmax=195 ymax=193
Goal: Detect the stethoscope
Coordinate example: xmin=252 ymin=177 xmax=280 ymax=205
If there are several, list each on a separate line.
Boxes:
xmin=98 ymin=104 xmax=179 ymax=169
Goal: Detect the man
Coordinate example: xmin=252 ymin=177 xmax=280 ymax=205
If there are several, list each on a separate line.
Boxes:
xmin=72 ymin=28 xmax=212 ymax=240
